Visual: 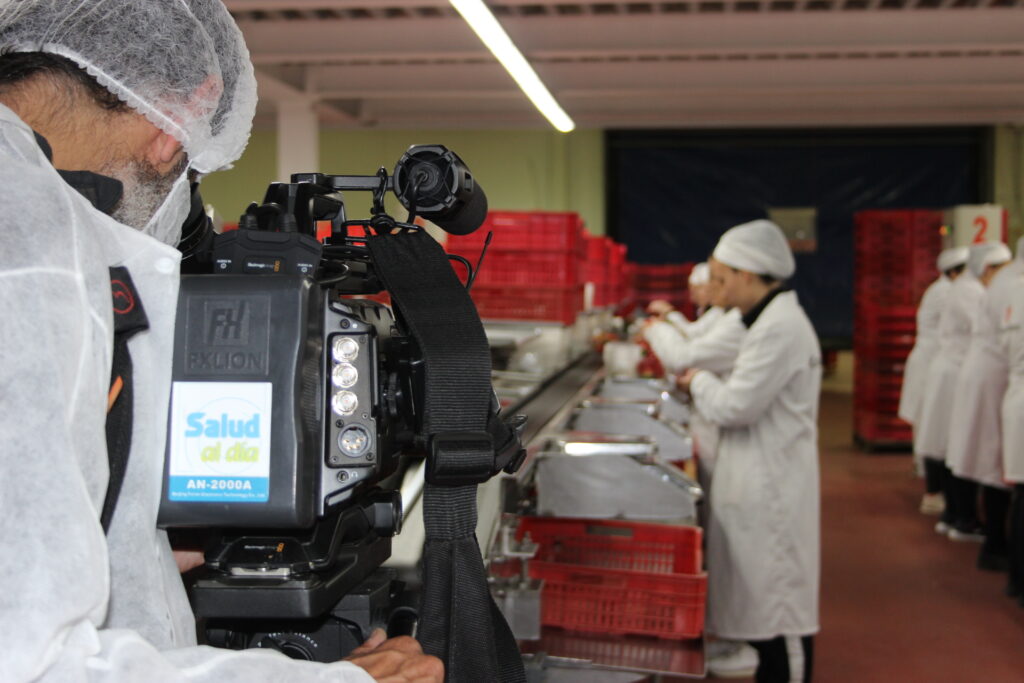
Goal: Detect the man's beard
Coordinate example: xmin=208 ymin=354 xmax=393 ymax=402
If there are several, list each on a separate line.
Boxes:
xmin=103 ymin=155 xmax=188 ymax=231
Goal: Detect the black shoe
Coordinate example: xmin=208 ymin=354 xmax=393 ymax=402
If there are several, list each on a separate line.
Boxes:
xmin=978 ymin=549 xmax=1009 ymax=572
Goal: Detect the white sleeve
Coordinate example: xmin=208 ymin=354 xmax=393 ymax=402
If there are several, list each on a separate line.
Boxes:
xmin=690 ymin=324 xmax=795 ymax=428
xmin=644 ymin=313 xmax=744 ymax=375
xmin=643 ymin=321 xmax=691 ymax=372
xmin=665 ymin=310 xmax=695 ymax=337
xmin=0 ymin=274 xmax=375 ymax=683
xmin=674 ymin=311 xmax=745 ymax=375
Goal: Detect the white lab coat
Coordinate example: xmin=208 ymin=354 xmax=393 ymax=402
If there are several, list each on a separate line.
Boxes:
xmin=644 ymin=307 xmax=744 ymax=376
xmin=946 ymin=284 xmax=1009 ymax=489
xmin=690 ymin=291 xmax=821 ymax=640
xmin=1000 ymin=263 xmax=1024 ymax=482
xmin=645 ymin=308 xmax=744 ymax=470
xmin=898 ymin=276 xmax=950 ymax=426
xmin=0 ymin=105 xmax=372 ymax=681
xmin=914 ymin=271 xmax=984 ymax=461
xmin=666 ymin=305 xmax=723 ymax=340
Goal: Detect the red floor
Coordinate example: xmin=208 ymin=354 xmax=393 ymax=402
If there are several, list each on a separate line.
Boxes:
xmin=673 ymin=389 xmax=1024 ymax=682
xmin=811 ymin=389 xmax=1024 ymax=682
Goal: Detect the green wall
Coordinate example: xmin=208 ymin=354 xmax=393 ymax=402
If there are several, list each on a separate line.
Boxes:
xmin=993 ymin=124 xmax=1024 ymax=247
xmin=200 ymin=128 xmax=607 ymax=235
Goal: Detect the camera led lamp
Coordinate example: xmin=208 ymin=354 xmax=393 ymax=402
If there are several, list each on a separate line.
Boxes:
xmin=332 ymin=391 xmax=359 ymax=416
xmin=332 ymin=363 xmax=358 ymax=388
xmin=332 ymin=337 xmax=359 ymax=362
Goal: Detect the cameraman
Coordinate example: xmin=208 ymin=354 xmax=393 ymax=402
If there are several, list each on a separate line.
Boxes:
xmin=0 ymin=2 xmax=441 ymax=682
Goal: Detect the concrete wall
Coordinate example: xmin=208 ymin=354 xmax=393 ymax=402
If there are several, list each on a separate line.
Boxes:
xmin=200 ymin=128 xmax=606 ymax=235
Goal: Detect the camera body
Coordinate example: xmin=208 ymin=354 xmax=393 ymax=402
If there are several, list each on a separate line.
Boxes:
xmin=158 ymin=145 xmax=506 ymax=658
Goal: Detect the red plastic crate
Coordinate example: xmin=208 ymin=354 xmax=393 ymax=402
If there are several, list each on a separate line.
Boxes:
xmin=471 ymin=284 xmax=583 ymax=325
xmin=517 ymin=517 xmax=706 ymax=640
xmin=854 ymin=408 xmax=912 ymax=443
xmin=454 ymin=249 xmax=580 ymax=287
xmin=446 ymin=211 xmax=585 ymax=253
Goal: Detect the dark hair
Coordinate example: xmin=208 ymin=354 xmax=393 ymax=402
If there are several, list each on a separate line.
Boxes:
xmin=728 ymin=265 xmax=781 ymax=286
xmin=944 ymin=264 xmax=965 ymax=277
xmin=0 ymin=50 xmax=128 ymax=113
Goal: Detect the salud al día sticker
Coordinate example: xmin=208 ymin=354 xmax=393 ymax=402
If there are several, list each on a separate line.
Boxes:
xmin=167 ymin=381 xmax=272 ymax=503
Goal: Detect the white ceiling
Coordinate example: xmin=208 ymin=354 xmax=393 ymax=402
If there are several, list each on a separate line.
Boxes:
xmin=225 ymin=0 xmax=1024 ymax=130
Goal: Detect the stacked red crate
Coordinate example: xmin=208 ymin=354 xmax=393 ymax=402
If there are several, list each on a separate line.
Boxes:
xmin=853 ymin=210 xmax=943 ymax=447
xmin=447 ymin=211 xmax=585 ymax=324
xmin=608 ymin=243 xmax=628 ymax=305
xmin=631 ymin=263 xmax=695 ymax=320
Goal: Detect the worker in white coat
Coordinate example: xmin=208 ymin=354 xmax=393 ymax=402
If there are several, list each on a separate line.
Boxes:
xmin=678 ymin=220 xmax=821 ymax=683
xmin=947 ymin=242 xmax=1013 ymax=568
xmin=1000 ymin=242 xmax=1024 ymax=601
xmin=917 ymin=243 xmax=1011 ymax=542
xmin=647 ymin=263 xmax=724 ymax=339
xmin=0 ymin=2 xmax=441 ymax=682
xmin=643 ymin=285 xmax=744 ymax=378
xmin=900 ymin=247 xmax=968 ymax=515
xmin=645 ymin=266 xmax=758 ymax=679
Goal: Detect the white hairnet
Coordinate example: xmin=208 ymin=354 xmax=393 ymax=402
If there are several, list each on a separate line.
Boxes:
xmin=689 ymin=262 xmax=710 ymax=287
xmin=936 ymin=246 xmax=969 ymax=273
xmin=0 ymin=0 xmax=257 ymax=174
xmin=966 ymin=242 xmax=1012 ymax=278
xmin=712 ymin=219 xmax=795 ymax=280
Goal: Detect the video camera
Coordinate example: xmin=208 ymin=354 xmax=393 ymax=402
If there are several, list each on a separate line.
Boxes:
xmin=159 ymin=145 xmax=525 ymax=662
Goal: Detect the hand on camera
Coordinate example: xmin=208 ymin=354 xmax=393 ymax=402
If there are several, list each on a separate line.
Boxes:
xmin=346 ymin=629 xmax=444 ymax=682
xmin=172 ymin=549 xmax=205 ymax=574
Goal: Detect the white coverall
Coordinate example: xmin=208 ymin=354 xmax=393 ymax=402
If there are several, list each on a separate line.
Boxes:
xmin=898 ymin=276 xmax=950 ymax=427
xmin=645 ymin=307 xmax=744 ymax=470
xmin=644 ymin=307 xmax=744 ymax=376
xmin=666 ymin=305 xmax=723 ymax=340
xmin=690 ymin=291 xmax=821 ymax=640
xmin=947 ymin=264 xmax=1021 ymax=488
xmin=915 ymin=270 xmax=985 ymax=461
xmin=1001 ymin=264 xmax=1024 ymax=483
xmin=0 ymin=106 xmax=373 ymax=681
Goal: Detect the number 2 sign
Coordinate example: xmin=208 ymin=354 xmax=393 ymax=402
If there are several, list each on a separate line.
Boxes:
xmin=973 ymin=216 xmax=988 ymax=243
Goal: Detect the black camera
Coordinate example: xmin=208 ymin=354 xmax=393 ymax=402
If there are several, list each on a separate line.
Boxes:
xmin=160 ymin=145 xmax=524 ymax=662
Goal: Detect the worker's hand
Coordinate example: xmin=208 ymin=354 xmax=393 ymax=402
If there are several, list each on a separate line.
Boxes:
xmin=346 ymin=628 xmax=444 ymax=682
xmin=173 ymin=549 xmax=205 ymax=574
xmin=676 ymin=367 xmax=701 ymax=395
xmin=646 ymin=299 xmax=674 ymax=317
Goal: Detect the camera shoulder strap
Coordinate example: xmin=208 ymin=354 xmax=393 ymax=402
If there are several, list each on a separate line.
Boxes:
xmin=366 ymin=231 xmax=526 ymax=683
xmin=102 ymin=266 xmax=149 ymax=534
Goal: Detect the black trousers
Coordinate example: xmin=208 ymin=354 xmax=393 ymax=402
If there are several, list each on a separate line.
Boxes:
xmin=1009 ymin=485 xmax=1024 ymax=593
xmin=941 ymin=467 xmax=979 ymax=528
xmin=923 ymin=456 xmax=946 ymax=495
xmin=749 ymin=635 xmax=814 ymax=683
xmin=981 ymin=485 xmax=1011 ymax=556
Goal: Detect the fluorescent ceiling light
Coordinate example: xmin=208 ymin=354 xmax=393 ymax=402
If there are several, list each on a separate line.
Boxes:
xmin=450 ymin=0 xmax=575 ymax=133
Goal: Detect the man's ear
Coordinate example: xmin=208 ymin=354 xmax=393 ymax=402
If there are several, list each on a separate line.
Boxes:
xmin=144 ymin=127 xmax=184 ymax=172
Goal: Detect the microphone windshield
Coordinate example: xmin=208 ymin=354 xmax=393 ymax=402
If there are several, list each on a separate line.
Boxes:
xmin=393 ymin=145 xmax=488 ymax=236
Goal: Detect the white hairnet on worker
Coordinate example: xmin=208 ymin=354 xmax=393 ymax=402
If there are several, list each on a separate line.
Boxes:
xmin=0 ymin=0 xmax=257 ymax=245
xmin=937 ymin=246 xmax=969 ymax=273
xmin=967 ymin=242 xmax=1012 ymax=278
xmin=689 ymin=262 xmax=710 ymax=287
xmin=712 ymin=219 xmax=795 ymax=280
